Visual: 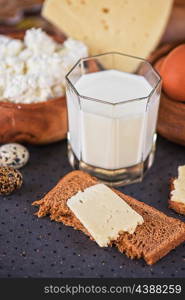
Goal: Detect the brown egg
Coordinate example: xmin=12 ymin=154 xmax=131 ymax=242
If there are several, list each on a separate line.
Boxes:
xmin=160 ymin=44 xmax=185 ymax=101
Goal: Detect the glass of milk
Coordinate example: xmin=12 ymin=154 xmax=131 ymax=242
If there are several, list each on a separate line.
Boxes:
xmin=65 ymin=52 xmax=161 ymax=186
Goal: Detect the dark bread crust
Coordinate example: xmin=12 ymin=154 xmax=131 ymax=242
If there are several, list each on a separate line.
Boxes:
xmin=169 ymin=178 xmax=185 ymax=215
xmin=33 ymin=170 xmax=98 ymax=238
xmin=32 ymin=171 xmax=185 ymax=265
xmin=115 ymin=190 xmax=185 ymax=265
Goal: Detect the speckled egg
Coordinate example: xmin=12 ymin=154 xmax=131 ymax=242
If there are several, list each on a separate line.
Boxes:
xmin=0 ymin=166 xmax=23 ymax=195
xmin=0 ymin=143 xmax=29 ymax=169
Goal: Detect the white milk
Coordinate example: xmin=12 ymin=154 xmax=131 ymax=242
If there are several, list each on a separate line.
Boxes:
xmin=67 ymin=69 xmax=158 ymax=170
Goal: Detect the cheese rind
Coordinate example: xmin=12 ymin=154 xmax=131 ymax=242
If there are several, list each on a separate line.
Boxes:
xmin=171 ymin=166 xmax=185 ymax=204
xmin=67 ymin=183 xmax=144 ymax=247
xmin=42 ymin=0 xmax=173 ymax=72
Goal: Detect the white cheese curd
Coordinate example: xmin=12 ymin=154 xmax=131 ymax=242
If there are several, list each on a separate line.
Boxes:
xmin=0 ymin=28 xmax=88 ymax=103
xmin=6 ymin=39 xmax=24 ymax=57
xmin=3 ymin=74 xmax=38 ymax=102
xmin=37 ymin=74 xmax=56 ymax=89
xmin=24 ymin=28 xmax=57 ymax=55
xmin=0 ymin=61 xmax=7 ymax=73
xmin=3 ymin=74 xmax=53 ymax=103
xmin=61 ymin=38 xmax=88 ymax=73
xmin=0 ymin=57 xmax=24 ymax=75
xmin=5 ymin=57 xmax=25 ymax=75
xmin=19 ymin=48 xmax=33 ymax=61
xmin=0 ymin=35 xmax=11 ymax=44
xmin=0 ymin=75 xmax=5 ymax=100
xmin=0 ymin=73 xmax=10 ymax=100
xmin=0 ymin=35 xmax=11 ymax=58
xmin=0 ymin=74 xmax=7 ymax=88
xmin=52 ymin=84 xmax=65 ymax=98
xmin=26 ymin=53 xmax=66 ymax=83
xmin=0 ymin=35 xmax=23 ymax=58
xmin=63 ymin=38 xmax=88 ymax=59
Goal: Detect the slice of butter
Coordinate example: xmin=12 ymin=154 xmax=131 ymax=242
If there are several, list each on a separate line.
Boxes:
xmin=171 ymin=166 xmax=185 ymax=204
xmin=67 ymin=183 xmax=144 ymax=247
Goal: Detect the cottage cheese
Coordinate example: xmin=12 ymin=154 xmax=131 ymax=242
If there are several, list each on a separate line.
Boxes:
xmin=0 ymin=28 xmax=88 ymax=103
xmin=24 ymin=28 xmax=57 ymax=55
xmin=0 ymin=36 xmax=23 ymax=58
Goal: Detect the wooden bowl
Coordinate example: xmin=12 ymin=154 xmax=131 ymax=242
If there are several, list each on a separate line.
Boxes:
xmin=157 ymin=93 xmax=185 ymax=146
xmin=149 ymin=42 xmax=185 ymax=146
xmin=0 ymin=30 xmax=67 ymax=144
xmin=0 ymin=98 xmax=67 ymax=144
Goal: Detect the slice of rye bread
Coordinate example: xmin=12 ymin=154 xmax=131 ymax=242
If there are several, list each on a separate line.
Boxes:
xmin=32 ymin=170 xmax=185 ymax=265
xmin=169 ymin=178 xmax=185 ymax=215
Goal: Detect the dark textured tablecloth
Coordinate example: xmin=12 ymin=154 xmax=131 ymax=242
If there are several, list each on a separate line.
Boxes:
xmin=0 ymin=136 xmax=185 ymax=278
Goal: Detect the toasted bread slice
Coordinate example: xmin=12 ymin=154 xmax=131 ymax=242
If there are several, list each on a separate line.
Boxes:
xmin=169 ymin=178 xmax=185 ymax=215
xmin=32 ymin=170 xmax=185 ymax=265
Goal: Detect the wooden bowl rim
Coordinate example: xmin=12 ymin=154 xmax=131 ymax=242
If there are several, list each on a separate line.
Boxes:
xmin=161 ymin=91 xmax=185 ymax=108
xmin=148 ymin=42 xmax=181 ymax=64
xmin=0 ymin=96 xmax=66 ymax=109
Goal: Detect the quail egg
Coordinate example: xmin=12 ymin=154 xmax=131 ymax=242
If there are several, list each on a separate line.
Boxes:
xmin=0 ymin=166 xmax=23 ymax=195
xmin=0 ymin=143 xmax=29 ymax=169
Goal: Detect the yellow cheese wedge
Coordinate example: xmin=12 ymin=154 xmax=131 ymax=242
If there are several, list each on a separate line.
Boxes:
xmin=42 ymin=0 xmax=173 ymax=71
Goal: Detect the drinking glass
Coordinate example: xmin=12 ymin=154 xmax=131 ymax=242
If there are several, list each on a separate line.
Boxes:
xmin=65 ymin=52 xmax=161 ymax=186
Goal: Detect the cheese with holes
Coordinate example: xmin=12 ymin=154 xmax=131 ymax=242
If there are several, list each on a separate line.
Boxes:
xmin=67 ymin=183 xmax=144 ymax=247
xmin=42 ymin=0 xmax=173 ymax=71
xmin=171 ymin=166 xmax=185 ymax=204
